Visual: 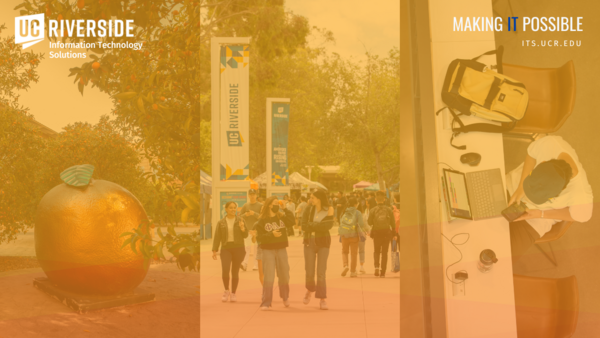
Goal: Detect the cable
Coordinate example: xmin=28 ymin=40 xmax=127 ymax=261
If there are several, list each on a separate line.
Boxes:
xmin=441 ymin=233 xmax=470 ymax=285
xmin=438 ymin=162 xmax=456 ymax=171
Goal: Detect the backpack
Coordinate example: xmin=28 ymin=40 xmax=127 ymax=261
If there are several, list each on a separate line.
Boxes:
xmin=339 ymin=209 xmax=358 ymax=237
xmin=372 ymin=206 xmax=391 ymax=232
xmin=438 ymin=46 xmax=529 ymax=150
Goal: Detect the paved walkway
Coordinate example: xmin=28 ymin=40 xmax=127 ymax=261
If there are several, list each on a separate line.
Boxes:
xmin=200 ymin=231 xmax=400 ymax=338
xmin=0 ymin=264 xmax=200 ymax=337
xmin=0 ymin=227 xmax=202 ymax=337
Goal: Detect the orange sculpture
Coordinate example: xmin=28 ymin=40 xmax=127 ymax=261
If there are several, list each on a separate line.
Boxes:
xmin=35 ymin=166 xmax=150 ymax=295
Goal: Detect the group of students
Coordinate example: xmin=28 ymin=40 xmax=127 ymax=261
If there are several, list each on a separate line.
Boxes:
xmin=211 ymin=188 xmax=400 ymax=311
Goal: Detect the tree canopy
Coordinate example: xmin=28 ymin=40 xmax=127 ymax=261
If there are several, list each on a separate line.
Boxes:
xmin=199 ymin=1 xmax=399 ymax=188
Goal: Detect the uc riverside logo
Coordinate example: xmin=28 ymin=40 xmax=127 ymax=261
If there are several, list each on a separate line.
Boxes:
xmin=227 ymin=131 xmax=242 ymax=147
xmin=15 ymin=14 xmax=45 ymax=49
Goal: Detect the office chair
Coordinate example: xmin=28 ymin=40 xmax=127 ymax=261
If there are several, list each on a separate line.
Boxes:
xmin=534 ymin=221 xmax=575 ymax=266
xmin=513 ymin=274 xmax=579 ymax=338
xmin=502 ymin=61 xmax=576 ymax=140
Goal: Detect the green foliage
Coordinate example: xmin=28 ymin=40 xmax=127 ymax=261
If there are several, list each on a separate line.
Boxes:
xmin=0 ymin=23 xmax=45 ymax=244
xmin=200 ymin=119 xmax=211 ymax=175
xmin=17 ymin=0 xmax=203 ymax=270
xmin=200 ymin=0 xmax=315 ymax=178
xmin=18 ymin=0 xmax=202 ymax=218
xmin=325 ymin=49 xmax=400 ymax=189
xmin=248 ymin=44 xmax=337 ymax=177
xmin=122 ymin=223 xmax=200 ymax=271
xmin=0 ymin=109 xmax=46 ymax=244
xmin=0 ymin=113 xmax=173 ymax=244
xmin=0 ymin=24 xmax=43 ymax=112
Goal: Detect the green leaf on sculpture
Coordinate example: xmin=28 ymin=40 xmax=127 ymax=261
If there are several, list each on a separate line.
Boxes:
xmin=143 ymin=242 xmax=153 ymax=258
xmin=131 ymin=235 xmax=139 ymax=254
xmin=119 ymin=232 xmax=134 ymax=238
xmin=120 ymin=237 xmax=132 ymax=249
xmin=60 ymin=164 xmax=94 ymax=187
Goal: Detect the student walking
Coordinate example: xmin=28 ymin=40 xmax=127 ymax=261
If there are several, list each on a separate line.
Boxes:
xmin=212 ymin=202 xmax=249 ymax=302
xmin=368 ymin=191 xmax=398 ymax=278
xmin=392 ymin=192 xmax=400 ymax=236
xmin=390 ymin=193 xmax=401 ymax=273
xmin=239 ymin=189 xmax=263 ymax=272
xmin=249 ymin=228 xmax=265 ymax=285
xmin=339 ymin=197 xmax=367 ymax=277
xmin=301 ymin=189 xmax=334 ymax=310
xmin=358 ymin=198 xmax=372 ymax=274
xmin=255 ymin=196 xmax=295 ymax=310
xmin=358 ymin=197 xmax=375 ymax=274
xmin=285 ymin=195 xmax=296 ymax=214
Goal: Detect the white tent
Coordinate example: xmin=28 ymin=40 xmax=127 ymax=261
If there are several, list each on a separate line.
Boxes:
xmin=252 ymin=172 xmax=327 ymax=190
xmin=289 ymin=172 xmax=328 ymax=191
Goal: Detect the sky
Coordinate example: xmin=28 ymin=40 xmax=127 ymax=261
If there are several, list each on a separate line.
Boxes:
xmin=1 ymin=0 xmax=113 ymax=133
xmin=285 ymin=0 xmax=400 ymax=60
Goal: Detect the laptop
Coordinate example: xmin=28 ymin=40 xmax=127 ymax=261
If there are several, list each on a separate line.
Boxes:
xmin=441 ymin=168 xmax=507 ymax=220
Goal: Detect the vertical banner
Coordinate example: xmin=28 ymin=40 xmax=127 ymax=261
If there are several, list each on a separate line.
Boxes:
xmin=220 ymin=45 xmax=250 ymax=181
xmin=219 ymin=191 xmax=248 ymax=219
xmin=271 ymin=102 xmax=290 ymax=186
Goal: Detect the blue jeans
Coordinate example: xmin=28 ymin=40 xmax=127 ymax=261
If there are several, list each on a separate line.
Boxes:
xmin=261 ymin=248 xmax=290 ymax=307
xmin=304 ymin=242 xmax=329 ymax=299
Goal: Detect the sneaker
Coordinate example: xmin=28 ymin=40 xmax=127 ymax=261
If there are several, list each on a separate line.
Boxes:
xmin=253 ymin=266 xmax=258 ymax=271
xmin=380 ymin=272 xmax=386 ymax=278
xmin=350 ymin=271 xmax=358 ymax=278
xmin=303 ymin=291 xmax=313 ymax=305
xmin=320 ymin=299 xmax=328 ymax=310
xmin=230 ymin=293 xmax=237 ymax=302
xmin=360 ymin=266 xmax=366 ymax=274
xmin=341 ymin=266 xmax=349 ymax=277
xmin=222 ymin=290 xmax=230 ymax=302
xmin=283 ymin=299 xmax=290 ymax=307
xmin=375 ymin=268 xmax=380 ymax=277
xmin=260 ymin=306 xmax=270 ymax=311
xmin=241 ymin=262 xmax=247 ymax=271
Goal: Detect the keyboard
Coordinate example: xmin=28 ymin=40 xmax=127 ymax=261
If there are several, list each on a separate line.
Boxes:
xmin=467 ymin=169 xmax=504 ymax=219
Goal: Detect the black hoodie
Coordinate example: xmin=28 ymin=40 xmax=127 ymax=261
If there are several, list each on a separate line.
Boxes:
xmin=255 ymin=210 xmax=295 ymax=250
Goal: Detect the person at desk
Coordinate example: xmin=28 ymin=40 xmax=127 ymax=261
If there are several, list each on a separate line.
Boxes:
xmin=506 ymin=135 xmax=593 ymax=262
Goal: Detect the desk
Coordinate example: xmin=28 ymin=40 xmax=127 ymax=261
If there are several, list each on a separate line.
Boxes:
xmin=429 ymin=0 xmax=519 ymax=337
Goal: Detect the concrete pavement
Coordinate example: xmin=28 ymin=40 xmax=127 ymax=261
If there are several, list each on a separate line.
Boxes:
xmin=0 ymin=227 xmax=202 ymax=337
xmin=200 ymin=231 xmax=400 ymax=338
xmin=0 ymin=263 xmax=200 ymax=337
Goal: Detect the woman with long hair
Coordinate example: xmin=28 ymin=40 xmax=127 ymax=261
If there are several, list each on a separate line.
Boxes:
xmin=212 ymin=201 xmax=248 ymax=302
xmin=255 ymin=196 xmax=295 ymax=310
xmin=358 ymin=197 xmax=375 ymax=274
xmin=301 ymin=189 xmax=334 ymax=310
